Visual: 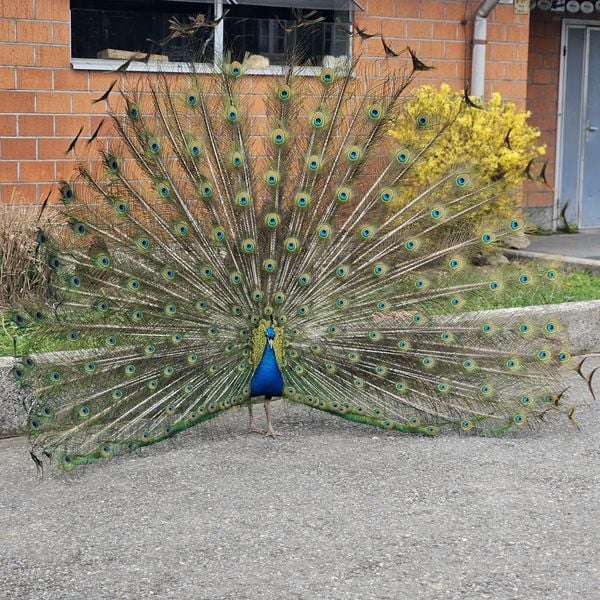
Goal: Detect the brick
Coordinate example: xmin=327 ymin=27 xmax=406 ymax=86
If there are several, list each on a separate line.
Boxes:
xmin=420 ymin=0 xmax=445 ymax=20
xmin=0 ymin=91 xmax=35 ymax=112
xmin=487 ymin=23 xmax=507 ymax=43
xmin=54 ymin=69 xmax=89 ymax=91
xmin=20 ymin=160 xmax=55 ymax=182
xmin=368 ymin=0 xmax=395 ymax=17
xmin=0 ymin=114 xmax=17 ymax=135
xmin=35 ymin=45 xmax=71 ymax=68
xmin=19 ymin=114 xmax=53 ymax=136
xmin=56 ymin=159 xmax=78 ymax=180
xmin=72 ymin=93 xmax=110 ymax=114
xmin=17 ymin=68 xmax=53 ymax=90
xmin=433 ymin=21 xmax=460 ymax=41
xmin=506 ymin=25 xmax=529 ymax=44
xmin=39 ymin=137 xmax=71 ymax=159
xmin=0 ymin=20 xmax=16 ymax=42
xmin=381 ymin=18 xmax=407 ymax=39
xmin=1 ymin=138 xmax=36 ymax=159
xmin=16 ymin=20 xmax=52 ymax=43
xmin=55 ymin=115 xmax=89 ymax=135
xmin=0 ymin=160 xmax=17 ymax=181
xmin=0 ymin=0 xmax=33 ymax=19
xmin=53 ymin=23 xmax=70 ymax=45
xmin=36 ymin=91 xmax=72 ymax=113
xmin=0 ymin=183 xmax=36 ymax=204
xmin=0 ymin=67 xmax=15 ymax=88
xmin=34 ymin=0 xmax=69 ymax=21
xmin=0 ymin=44 xmax=35 ymax=67
xmin=408 ymin=21 xmax=434 ymax=40
xmin=393 ymin=3 xmax=420 ymax=18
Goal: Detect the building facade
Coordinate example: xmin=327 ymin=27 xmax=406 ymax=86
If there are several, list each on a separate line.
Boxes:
xmin=0 ymin=0 xmax=596 ymax=229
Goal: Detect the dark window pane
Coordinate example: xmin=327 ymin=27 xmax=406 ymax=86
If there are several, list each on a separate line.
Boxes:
xmin=223 ymin=6 xmax=350 ymax=66
xmin=71 ymin=0 xmax=214 ymax=62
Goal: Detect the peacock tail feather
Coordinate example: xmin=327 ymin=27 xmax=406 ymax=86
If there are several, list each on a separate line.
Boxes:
xmin=11 ymin=51 xmax=574 ymax=470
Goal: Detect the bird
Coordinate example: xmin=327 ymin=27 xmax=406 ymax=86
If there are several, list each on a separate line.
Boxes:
xmin=11 ymin=50 xmax=578 ymax=471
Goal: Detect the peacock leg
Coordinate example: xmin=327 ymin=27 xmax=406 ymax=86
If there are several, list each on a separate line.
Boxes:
xmin=263 ymin=397 xmax=282 ymax=438
xmin=248 ymin=399 xmax=265 ymax=434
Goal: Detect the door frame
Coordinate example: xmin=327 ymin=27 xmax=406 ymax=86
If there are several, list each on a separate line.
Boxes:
xmin=555 ymin=19 xmax=600 ymax=229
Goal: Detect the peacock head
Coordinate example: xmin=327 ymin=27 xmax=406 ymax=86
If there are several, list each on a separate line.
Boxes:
xmin=265 ymin=325 xmax=276 ymax=347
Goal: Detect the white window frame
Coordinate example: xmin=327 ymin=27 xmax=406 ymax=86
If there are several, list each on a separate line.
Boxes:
xmin=70 ymin=0 xmax=354 ymax=75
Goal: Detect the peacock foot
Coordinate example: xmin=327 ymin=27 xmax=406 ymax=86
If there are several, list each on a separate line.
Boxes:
xmin=248 ymin=418 xmax=266 ymax=435
xmin=263 ymin=427 xmax=282 ymax=438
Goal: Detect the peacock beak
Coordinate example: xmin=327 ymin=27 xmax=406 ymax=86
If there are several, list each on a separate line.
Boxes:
xmin=268 ymin=339 xmax=274 ymax=348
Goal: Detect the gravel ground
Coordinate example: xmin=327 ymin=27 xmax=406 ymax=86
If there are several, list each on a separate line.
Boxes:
xmin=0 ymin=359 xmax=598 ymax=600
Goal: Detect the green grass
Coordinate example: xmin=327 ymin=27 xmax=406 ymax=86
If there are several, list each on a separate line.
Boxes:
xmin=1 ymin=263 xmax=599 ymax=358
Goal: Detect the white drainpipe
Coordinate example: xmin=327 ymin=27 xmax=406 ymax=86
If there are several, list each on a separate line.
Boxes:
xmin=471 ymin=0 xmax=502 ymax=98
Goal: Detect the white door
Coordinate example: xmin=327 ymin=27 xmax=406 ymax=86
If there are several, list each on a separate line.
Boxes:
xmin=559 ymin=24 xmax=600 ymax=228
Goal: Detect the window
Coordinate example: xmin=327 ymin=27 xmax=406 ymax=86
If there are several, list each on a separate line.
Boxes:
xmin=70 ymin=0 xmax=357 ymax=72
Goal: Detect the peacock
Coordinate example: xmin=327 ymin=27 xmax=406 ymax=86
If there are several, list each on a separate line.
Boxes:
xmin=9 ymin=26 xmax=580 ymax=471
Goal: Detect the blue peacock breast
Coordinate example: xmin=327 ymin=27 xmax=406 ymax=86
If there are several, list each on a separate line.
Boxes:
xmin=250 ymin=338 xmax=284 ymax=398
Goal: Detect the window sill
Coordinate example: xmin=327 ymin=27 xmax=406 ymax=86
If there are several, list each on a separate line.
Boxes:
xmin=71 ymin=58 xmax=327 ymax=77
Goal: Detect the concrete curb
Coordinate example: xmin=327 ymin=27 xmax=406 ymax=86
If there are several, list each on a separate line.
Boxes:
xmin=2 ymin=300 xmax=599 ymax=438
xmin=505 ymin=248 xmax=600 ymax=273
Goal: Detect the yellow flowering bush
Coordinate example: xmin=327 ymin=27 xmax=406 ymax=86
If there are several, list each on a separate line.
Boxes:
xmin=389 ymin=84 xmax=545 ymax=221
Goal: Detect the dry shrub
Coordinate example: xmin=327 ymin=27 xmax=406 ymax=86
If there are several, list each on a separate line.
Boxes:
xmin=0 ymin=192 xmax=53 ymax=310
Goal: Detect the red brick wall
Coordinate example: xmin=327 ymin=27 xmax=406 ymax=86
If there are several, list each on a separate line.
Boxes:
xmin=523 ymin=11 xmax=562 ymax=223
xmin=0 ymin=0 xmax=531 ymax=206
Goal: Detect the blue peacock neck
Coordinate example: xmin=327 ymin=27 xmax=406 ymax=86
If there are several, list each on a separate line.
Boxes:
xmin=249 ymin=326 xmax=284 ymax=399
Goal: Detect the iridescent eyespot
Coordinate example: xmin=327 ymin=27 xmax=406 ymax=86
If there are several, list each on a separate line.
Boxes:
xmin=229 ymin=61 xmax=242 ymax=77
xmin=226 ymin=105 xmax=239 ymax=122
xmin=416 ymin=113 xmax=430 ymax=127
xmin=311 ymin=112 xmax=326 ymax=128
xmin=263 ymin=258 xmax=277 ymax=272
xmin=347 ymin=146 xmax=362 ymax=162
xmin=186 ymin=93 xmax=198 ymax=106
xmin=545 ymin=322 xmax=558 ymax=334
xmin=404 ymin=239 xmax=418 ymax=250
xmin=320 ymin=68 xmax=335 ymax=84
xmin=396 ymin=150 xmax=410 ymax=163
xmin=317 ymin=224 xmax=331 ymax=239
xmin=149 ymin=140 xmax=160 ymax=154
xmin=236 ymin=192 xmax=250 ymax=207
xmin=298 ymin=273 xmax=312 ymax=286
xmin=200 ymin=182 xmax=213 ymax=198
xmin=296 ymin=192 xmax=310 ymax=207
xmin=336 ymin=265 xmax=349 ymax=278
xmin=114 ymin=201 xmax=127 ymax=215
xmin=509 ymin=218 xmax=523 ymax=231
xmin=307 ymin=155 xmax=321 ymax=171
xmin=230 ymin=271 xmax=242 ymax=285
xmin=519 ymin=274 xmax=531 ymax=285
xmin=265 ymin=213 xmax=280 ymax=228
xmin=272 ymin=129 xmax=286 ymax=145
xmin=380 ymin=188 xmax=395 ymax=203
xmin=157 ymin=183 xmax=170 ymax=198
xmin=264 ymin=170 xmax=279 ymax=186
xmin=455 ymin=174 xmax=470 ymax=187
xmin=482 ymin=232 xmax=495 ymax=244
xmin=284 ymin=237 xmax=299 ymax=252
xmin=360 ymin=226 xmax=374 ymax=239
xmin=242 ymin=238 xmax=256 ymax=253
xmin=337 ymin=187 xmax=351 ymax=203
xmin=368 ymin=103 xmax=382 ymax=120
xmin=277 ymin=85 xmax=291 ymax=100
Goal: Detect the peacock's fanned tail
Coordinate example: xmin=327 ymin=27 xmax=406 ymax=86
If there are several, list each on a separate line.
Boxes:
xmin=12 ymin=55 xmax=573 ymax=470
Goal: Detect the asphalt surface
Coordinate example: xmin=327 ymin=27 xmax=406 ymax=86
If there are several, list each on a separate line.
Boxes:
xmin=0 ymin=359 xmax=598 ymax=600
